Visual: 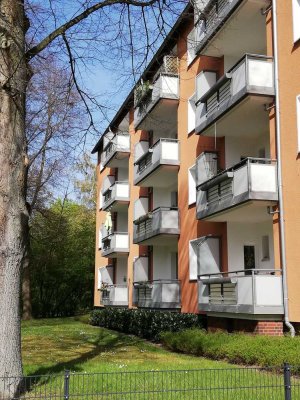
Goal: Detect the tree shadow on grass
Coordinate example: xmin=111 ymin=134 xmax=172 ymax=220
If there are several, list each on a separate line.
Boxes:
xmin=23 ymin=329 xmax=141 ymax=394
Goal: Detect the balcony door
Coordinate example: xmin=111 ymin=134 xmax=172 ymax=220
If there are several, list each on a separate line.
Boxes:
xmin=244 ymin=245 xmax=255 ymax=274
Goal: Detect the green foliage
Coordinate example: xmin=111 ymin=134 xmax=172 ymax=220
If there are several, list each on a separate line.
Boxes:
xmin=161 ymin=329 xmax=300 ymax=368
xmin=90 ymin=309 xmax=204 ymax=342
xmin=30 ymin=199 xmax=95 ymax=317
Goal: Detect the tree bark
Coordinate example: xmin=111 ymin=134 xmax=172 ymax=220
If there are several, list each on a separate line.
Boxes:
xmin=22 ymin=230 xmax=32 ymax=321
xmin=0 ymin=1 xmax=28 ymax=397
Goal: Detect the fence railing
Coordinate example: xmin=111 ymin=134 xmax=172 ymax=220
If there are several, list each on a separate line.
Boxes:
xmin=1 ymin=364 xmax=300 ymax=399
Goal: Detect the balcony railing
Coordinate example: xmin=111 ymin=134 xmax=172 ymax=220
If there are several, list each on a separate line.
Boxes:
xmin=101 ymin=232 xmax=129 ymax=257
xmin=194 ymin=0 xmax=241 ymax=54
xmin=198 ymin=269 xmax=284 ymax=315
xmin=134 ymin=139 xmax=180 ymax=185
xmin=102 ymin=181 xmax=130 ymax=211
xmin=101 ymin=284 xmax=128 ymax=307
xmin=133 ymin=280 xmax=181 ymax=309
xmin=195 ymin=54 xmax=274 ymax=133
xmin=133 ymin=207 xmax=180 ymax=244
xmin=134 ymin=61 xmax=179 ymax=128
xmin=196 ymin=158 xmax=278 ymax=220
xmin=101 ymin=132 xmax=130 ymax=167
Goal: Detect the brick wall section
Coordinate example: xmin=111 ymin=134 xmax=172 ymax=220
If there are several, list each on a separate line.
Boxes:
xmin=207 ymin=317 xmax=283 ymax=336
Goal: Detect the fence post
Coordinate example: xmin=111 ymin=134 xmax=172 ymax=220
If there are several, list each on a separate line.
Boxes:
xmin=284 ymin=363 xmax=292 ymax=400
xmin=64 ymin=370 xmax=70 ymax=400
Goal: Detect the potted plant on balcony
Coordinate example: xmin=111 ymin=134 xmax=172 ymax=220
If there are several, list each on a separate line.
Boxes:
xmin=134 ymin=80 xmax=153 ymax=108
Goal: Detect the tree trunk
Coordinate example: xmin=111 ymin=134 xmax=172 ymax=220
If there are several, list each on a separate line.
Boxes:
xmin=22 ymin=230 xmax=32 ymax=320
xmin=0 ymin=1 xmax=28 ymax=398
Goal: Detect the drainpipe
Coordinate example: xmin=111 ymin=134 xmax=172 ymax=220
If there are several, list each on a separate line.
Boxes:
xmin=272 ymin=0 xmax=295 ymax=337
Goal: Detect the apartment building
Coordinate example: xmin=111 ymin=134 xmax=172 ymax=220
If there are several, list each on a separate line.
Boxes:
xmin=92 ymin=0 xmax=300 ymax=336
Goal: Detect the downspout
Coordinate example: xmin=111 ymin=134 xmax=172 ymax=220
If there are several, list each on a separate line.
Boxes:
xmin=272 ymin=0 xmax=295 ymax=337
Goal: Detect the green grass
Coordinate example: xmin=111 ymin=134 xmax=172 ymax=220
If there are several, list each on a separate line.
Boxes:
xmin=20 ymin=316 xmax=298 ymax=399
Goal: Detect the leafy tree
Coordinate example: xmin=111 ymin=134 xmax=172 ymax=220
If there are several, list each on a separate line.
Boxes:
xmin=30 ymin=199 xmax=95 ymax=318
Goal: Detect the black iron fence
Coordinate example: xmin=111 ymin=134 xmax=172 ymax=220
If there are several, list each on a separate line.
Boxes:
xmin=1 ymin=363 xmax=300 ymax=399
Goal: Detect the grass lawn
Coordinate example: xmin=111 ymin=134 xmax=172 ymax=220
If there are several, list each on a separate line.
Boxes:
xmin=20 ymin=316 xmax=295 ymax=399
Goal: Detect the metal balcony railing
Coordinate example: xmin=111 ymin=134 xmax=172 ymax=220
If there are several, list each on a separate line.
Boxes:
xmin=198 ymin=269 xmax=284 ymax=314
xmin=196 ymin=157 xmax=278 ymax=219
xmin=134 ymin=138 xmax=180 ymax=185
xmin=194 ymin=0 xmax=241 ymax=54
xmin=133 ymin=207 xmax=180 ymax=244
xmin=102 ymin=181 xmax=130 ymax=211
xmin=196 ymin=54 xmax=274 ymax=132
xmin=101 ymin=284 xmax=128 ymax=307
xmin=101 ymin=132 xmax=130 ymax=167
xmin=133 ymin=280 xmax=181 ymax=309
xmin=101 ymin=232 xmax=129 ymax=257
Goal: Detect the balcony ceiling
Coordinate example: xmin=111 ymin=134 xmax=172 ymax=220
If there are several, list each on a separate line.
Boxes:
xmin=202 ymin=200 xmax=277 ymax=223
xmin=136 ymin=234 xmax=179 ymax=247
xmin=105 ymin=154 xmax=129 ymax=169
xmin=202 ymin=0 xmax=267 ymax=62
xmin=138 ymin=98 xmax=178 ymax=135
xmin=137 ymin=165 xmax=179 ymax=188
xmin=201 ymin=96 xmax=270 ymax=138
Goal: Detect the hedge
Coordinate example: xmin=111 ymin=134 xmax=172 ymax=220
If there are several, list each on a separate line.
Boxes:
xmin=161 ymin=328 xmax=300 ymax=368
xmin=90 ymin=308 xmax=204 ymax=341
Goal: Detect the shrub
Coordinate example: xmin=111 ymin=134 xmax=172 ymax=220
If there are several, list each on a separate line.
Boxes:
xmin=161 ymin=328 xmax=300 ymax=368
xmin=90 ymin=309 xmax=204 ymax=341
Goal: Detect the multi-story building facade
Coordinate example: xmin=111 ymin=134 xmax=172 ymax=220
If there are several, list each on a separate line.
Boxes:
xmin=92 ymin=0 xmax=300 ymax=336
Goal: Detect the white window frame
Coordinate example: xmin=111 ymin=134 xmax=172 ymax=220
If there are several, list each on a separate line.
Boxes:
xmin=297 ymin=94 xmax=300 ymax=153
xmin=188 ymin=164 xmax=197 ymax=205
xmin=292 ymin=0 xmax=300 ymax=43
xmin=188 ymin=94 xmax=196 ymax=134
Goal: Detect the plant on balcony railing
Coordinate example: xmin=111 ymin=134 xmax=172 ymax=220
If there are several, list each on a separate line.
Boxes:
xmin=134 ymin=80 xmax=153 ymax=108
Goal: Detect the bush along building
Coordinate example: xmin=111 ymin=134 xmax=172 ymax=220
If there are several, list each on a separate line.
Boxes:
xmin=92 ymin=0 xmax=300 ymax=336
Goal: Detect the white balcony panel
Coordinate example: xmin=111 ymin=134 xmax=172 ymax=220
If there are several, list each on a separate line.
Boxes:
xmin=134 ymin=141 xmax=149 ymax=163
xmin=134 ymin=280 xmax=181 ymax=309
xmin=198 ymin=270 xmax=284 ymax=315
xmin=102 ymin=175 xmax=115 ymax=193
xmin=115 ymin=183 xmax=129 ymax=198
xmin=115 ymin=233 xmax=129 ymax=249
xmin=134 ymin=198 xmax=149 ymax=221
xmin=196 ymin=55 xmax=274 ymax=135
xmin=100 ymin=266 xmax=113 ymax=285
xmin=161 ymin=140 xmax=179 ymax=161
xmin=102 ymin=285 xmax=128 ymax=307
xmin=133 ymin=257 xmax=149 ymax=282
xmin=250 ymin=164 xmax=277 ymax=193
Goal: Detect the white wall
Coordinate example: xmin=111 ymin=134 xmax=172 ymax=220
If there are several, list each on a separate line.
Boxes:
xmin=118 ymin=167 xmax=128 ymax=181
xmin=116 ymin=258 xmax=127 ymax=284
xmin=227 ymin=221 xmax=275 ymax=272
xmin=153 ymin=188 xmax=172 ymax=209
xmin=153 ymin=247 xmax=177 ymax=280
xmin=224 ymin=135 xmax=270 ymax=168
xmin=117 ymin=211 xmax=128 ymax=232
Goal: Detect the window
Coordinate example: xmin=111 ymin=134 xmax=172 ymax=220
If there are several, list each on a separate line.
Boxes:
xmin=187 ymin=28 xmax=196 ymax=66
xmin=188 ymin=165 xmax=196 ymax=205
xmin=188 ymin=94 xmax=196 ymax=133
xmin=262 ymin=236 xmax=270 ymax=261
xmin=98 ymin=228 xmax=102 ymax=249
xmin=292 ymin=0 xmax=300 ymax=43
xmin=297 ymin=95 xmax=300 ymax=153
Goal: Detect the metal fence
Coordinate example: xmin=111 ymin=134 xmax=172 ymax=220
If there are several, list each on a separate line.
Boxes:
xmin=1 ymin=363 xmax=300 ymax=400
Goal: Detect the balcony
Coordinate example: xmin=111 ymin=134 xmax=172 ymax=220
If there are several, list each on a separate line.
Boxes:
xmin=101 ymin=232 xmax=129 ymax=258
xmin=133 ymin=207 xmax=180 ymax=246
xmin=101 ymin=284 xmax=128 ymax=307
xmin=134 ymin=56 xmax=179 ymax=131
xmin=134 ymin=139 xmax=180 ymax=187
xmin=194 ymin=0 xmax=269 ymax=58
xmin=102 ymin=181 xmax=130 ymax=212
xmin=196 ymin=158 xmax=278 ymax=222
xmin=198 ymin=269 xmax=284 ymax=315
xmin=101 ymin=132 xmax=130 ymax=168
xmin=133 ymin=280 xmax=181 ymax=309
xmin=195 ymin=54 xmax=274 ymax=135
